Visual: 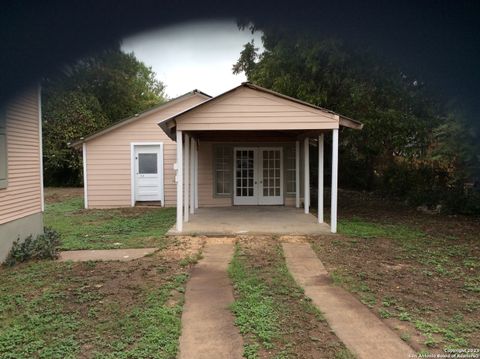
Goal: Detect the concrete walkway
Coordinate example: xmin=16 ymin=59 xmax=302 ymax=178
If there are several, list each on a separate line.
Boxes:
xmin=58 ymin=248 xmax=157 ymax=262
xmin=282 ymin=242 xmax=415 ymax=359
xmin=178 ymin=241 xmax=243 ymax=359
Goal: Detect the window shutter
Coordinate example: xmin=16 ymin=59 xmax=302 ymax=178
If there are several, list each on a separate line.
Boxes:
xmin=0 ymin=107 xmax=7 ymax=189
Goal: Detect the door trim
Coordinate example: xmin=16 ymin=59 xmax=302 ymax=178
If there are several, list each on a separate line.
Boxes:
xmin=130 ymin=142 xmax=164 ymax=207
xmin=233 ymin=146 xmax=284 ymax=206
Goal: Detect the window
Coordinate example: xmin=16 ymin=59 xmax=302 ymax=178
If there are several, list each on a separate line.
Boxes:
xmin=285 ymin=145 xmax=296 ymax=195
xmin=0 ymin=107 xmax=7 ymax=189
xmin=138 ymin=153 xmax=158 ymax=174
xmin=214 ymin=145 xmax=232 ymax=196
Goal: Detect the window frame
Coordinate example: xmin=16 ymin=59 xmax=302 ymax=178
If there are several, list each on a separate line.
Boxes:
xmin=213 ymin=144 xmax=233 ymax=197
xmin=285 ymin=144 xmax=296 ymax=196
xmin=138 ymin=153 xmax=158 ymax=174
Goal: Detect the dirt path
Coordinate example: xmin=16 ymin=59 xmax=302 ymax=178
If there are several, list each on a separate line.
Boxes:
xmin=58 ymin=248 xmax=158 ymax=261
xmin=282 ymin=242 xmax=415 ymax=359
xmin=178 ymin=240 xmax=243 ymax=359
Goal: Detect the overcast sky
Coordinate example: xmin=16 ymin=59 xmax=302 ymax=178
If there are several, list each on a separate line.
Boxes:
xmin=122 ymin=20 xmax=263 ymax=98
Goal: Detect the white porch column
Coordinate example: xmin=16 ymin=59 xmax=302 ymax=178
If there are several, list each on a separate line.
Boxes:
xmin=194 ymin=140 xmax=199 ymax=209
xmin=318 ymin=134 xmax=324 ymax=223
xmin=304 ymin=137 xmax=310 ymax=213
xmin=295 ymin=141 xmax=300 ymax=208
xmin=176 ymin=130 xmax=183 ymax=232
xmin=331 ymin=129 xmax=339 ymax=233
xmin=184 ymin=133 xmax=190 ymax=222
xmin=189 ymin=136 xmax=195 ymax=214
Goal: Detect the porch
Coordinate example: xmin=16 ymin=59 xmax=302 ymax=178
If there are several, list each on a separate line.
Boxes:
xmin=157 ymin=83 xmax=362 ymax=235
xmin=167 ymin=206 xmax=331 ymax=236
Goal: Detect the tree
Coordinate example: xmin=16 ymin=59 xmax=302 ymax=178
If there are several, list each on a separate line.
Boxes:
xmin=234 ymin=28 xmax=480 ymax=213
xmin=42 ymin=46 xmax=166 ymax=185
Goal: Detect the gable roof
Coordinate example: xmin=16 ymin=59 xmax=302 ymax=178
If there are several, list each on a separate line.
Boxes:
xmin=70 ymin=90 xmax=211 ymax=148
xmin=158 ymin=82 xmax=363 ymax=140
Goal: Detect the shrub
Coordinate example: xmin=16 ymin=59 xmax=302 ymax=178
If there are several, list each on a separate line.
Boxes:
xmin=4 ymin=227 xmax=61 ymax=266
xmin=372 ymin=161 xmax=480 ymax=214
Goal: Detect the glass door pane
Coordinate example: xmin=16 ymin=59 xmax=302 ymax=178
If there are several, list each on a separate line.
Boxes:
xmin=259 ymin=148 xmax=283 ymax=205
xmin=236 ymin=150 xmax=255 ymax=197
xmin=234 ymin=148 xmax=257 ymax=205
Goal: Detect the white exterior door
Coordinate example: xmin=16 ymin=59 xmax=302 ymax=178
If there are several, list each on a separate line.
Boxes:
xmin=234 ymin=148 xmax=257 ymax=205
xmin=234 ymin=147 xmax=283 ymax=205
xmin=258 ymin=148 xmax=283 ymax=205
xmin=133 ymin=144 xmax=163 ymax=203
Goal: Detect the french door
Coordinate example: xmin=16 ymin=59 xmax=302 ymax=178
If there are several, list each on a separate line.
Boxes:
xmin=233 ymin=147 xmax=283 ymax=205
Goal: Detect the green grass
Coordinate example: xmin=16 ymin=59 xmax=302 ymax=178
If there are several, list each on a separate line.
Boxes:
xmin=228 ymin=244 xmax=279 ymax=353
xmin=229 ymin=241 xmax=354 ymax=359
xmin=44 ymin=197 xmax=176 ymax=250
xmin=0 ymin=262 xmax=80 ymax=358
xmin=92 ymin=273 xmax=187 ymax=358
xmin=0 ymin=260 xmax=187 ymax=359
xmin=338 ymin=217 xmax=425 ymax=241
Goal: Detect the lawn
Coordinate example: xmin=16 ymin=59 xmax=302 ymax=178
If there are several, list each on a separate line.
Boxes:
xmin=229 ymin=237 xmax=354 ymax=359
xmin=311 ymin=190 xmax=480 ymax=355
xmin=44 ymin=188 xmax=176 ymax=250
xmin=0 ymin=237 xmax=204 ymax=359
xmin=3 ymin=187 xmax=478 ymax=358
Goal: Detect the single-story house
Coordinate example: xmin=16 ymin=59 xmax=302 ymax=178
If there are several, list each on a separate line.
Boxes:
xmin=72 ymin=83 xmax=362 ymax=234
xmin=0 ymin=87 xmax=44 ymax=262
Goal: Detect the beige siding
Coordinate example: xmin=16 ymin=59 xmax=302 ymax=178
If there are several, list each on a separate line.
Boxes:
xmin=86 ymin=94 xmax=207 ymax=208
xmin=0 ymin=89 xmax=42 ymax=224
xmin=177 ymin=87 xmax=339 ymax=131
xmin=197 ymin=142 xmax=232 ymax=207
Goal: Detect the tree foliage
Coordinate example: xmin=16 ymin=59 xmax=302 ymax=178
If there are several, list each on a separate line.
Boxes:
xmin=234 ymin=28 xmax=480 ymax=213
xmin=42 ymin=46 xmax=166 ymax=185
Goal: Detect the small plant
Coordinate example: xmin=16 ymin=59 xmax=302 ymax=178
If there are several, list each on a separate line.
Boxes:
xmin=360 ymin=293 xmax=377 ymax=308
xmin=463 ymin=277 xmax=480 ymax=293
xmin=424 ymin=333 xmax=438 ymax=348
xmin=179 ymin=253 xmax=203 ymax=267
xmin=84 ymin=260 xmax=97 ymax=269
xmin=463 ymin=258 xmax=479 ymax=269
xmin=398 ymin=311 xmax=412 ymax=321
xmin=379 ymin=308 xmax=392 ymax=318
xmin=382 ymin=296 xmax=397 ymax=307
xmin=400 ymin=332 xmax=411 ymax=342
xmin=243 ymin=343 xmax=260 ymax=359
xmin=335 ymin=348 xmax=356 ymax=359
xmin=4 ymin=227 xmax=61 ymax=266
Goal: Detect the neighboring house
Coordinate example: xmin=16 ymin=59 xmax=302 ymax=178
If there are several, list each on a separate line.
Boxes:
xmin=71 ymin=90 xmax=211 ymax=208
xmin=0 ymin=88 xmax=44 ymax=262
xmin=73 ymin=83 xmax=362 ymax=234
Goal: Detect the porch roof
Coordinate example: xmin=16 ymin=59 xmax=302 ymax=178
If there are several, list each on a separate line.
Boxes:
xmin=158 ymin=82 xmax=363 ymax=140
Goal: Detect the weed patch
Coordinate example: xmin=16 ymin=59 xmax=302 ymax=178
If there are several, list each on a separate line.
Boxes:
xmin=229 ymin=238 xmax=352 ymax=358
xmin=228 ymin=244 xmax=278 ymax=348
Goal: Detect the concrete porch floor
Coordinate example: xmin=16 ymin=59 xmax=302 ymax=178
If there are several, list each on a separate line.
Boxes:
xmin=167 ymin=206 xmax=331 ymax=236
